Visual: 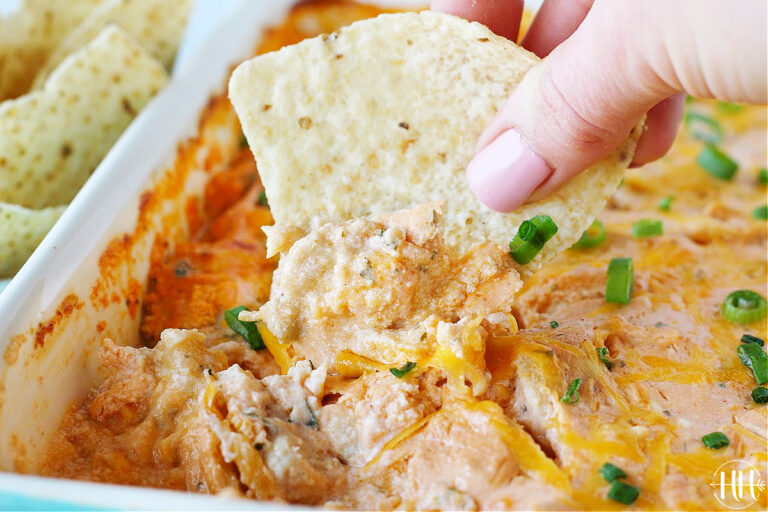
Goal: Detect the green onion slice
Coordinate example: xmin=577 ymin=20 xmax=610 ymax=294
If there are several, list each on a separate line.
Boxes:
xmin=607 ymin=480 xmax=640 ymax=505
xmin=701 ymin=431 xmax=730 ymax=449
xmin=257 ymin=190 xmax=269 ymax=207
xmin=596 ymin=347 xmax=613 ymax=370
xmin=632 ymin=219 xmax=663 ymax=238
xmin=550 ymin=320 xmax=559 ymax=328
xmin=224 ymin=305 xmax=265 ymax=350
xmin=560 ymin=378 xmax=581 ymax=404
xmin=239 ymin=131 xmax=249 ymax=148
xmin=657 ymin=196 xmax=673 ymax=212
xmin=572 ymin=220 xmax=606 ymax=249
xmin=759 ymin=168 xmax=768 ymax=186
xmin=599 ymin=463 xmax=627 ymax=482
xmin=753 ymin=205 xmax=768 ymax=220
xmin=722 ymin=290 xmax=768 ymax=325
xmin=684 ymin=112 xmax=723 ymax=143
xmin=606 ymin=258 xmax=634 ymax=305
xmin=390 ymin=362 xmax=417 ymax=379
xmin=742 ymin=334 xmax=765 ymax=346
xmin=737 ymin=343 xmax=768 ymax=385
xmin=752 ymin=386 xmax=768 ymax=404
xmin=697 ymin=144 xmax=739 ymax=180
xmin=509 ymin=215 xmax=558 ymax=264
xmin=717 ymin=101 xmax=744 ymax=114
xmin=305 ymin=399 xmax=319 ymax=429
xmin=174 ymin=260 xmax=191 ymax=277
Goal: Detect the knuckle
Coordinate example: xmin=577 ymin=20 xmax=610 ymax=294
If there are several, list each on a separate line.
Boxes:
xmin=537 ymin=70 xmax=615 ymax=151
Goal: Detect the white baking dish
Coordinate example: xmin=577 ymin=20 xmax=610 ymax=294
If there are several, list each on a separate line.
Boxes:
xmin=0 ymin=0 xmax=481 ymax=508
xmin=0 ymin=0 xmax=293 ymax=508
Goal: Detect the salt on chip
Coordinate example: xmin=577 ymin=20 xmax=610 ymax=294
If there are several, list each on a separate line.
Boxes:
xmin=0 ymin=203 xmax=65 ymax=278
xmin=230 ymin=12 xmax=641 ymax=276
xmin=31 ymin=0 xmax=192 ymax=88
xmin=0 ymin=25 xmax=168 ymax=209
xmin=0 ymin=0 xmax=101 ymax=100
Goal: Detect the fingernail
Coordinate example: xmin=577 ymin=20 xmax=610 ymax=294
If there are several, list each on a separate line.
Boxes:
xmin=466 ymin=129 xmax=552 ymax=212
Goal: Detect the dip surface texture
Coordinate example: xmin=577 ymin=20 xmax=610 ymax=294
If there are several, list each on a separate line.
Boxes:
xmin=39 ymin=2 xmax=767 ymax=510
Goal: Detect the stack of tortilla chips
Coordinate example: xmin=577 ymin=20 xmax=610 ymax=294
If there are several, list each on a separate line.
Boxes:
xmin=0 ymin=0 xmax=193 ymax=277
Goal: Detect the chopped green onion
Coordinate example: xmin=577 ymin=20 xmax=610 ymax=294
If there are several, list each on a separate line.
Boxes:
xmin=257 ymin=190 xmax=269 ymax=207
xmin=305 ymin=399 xmax=319 ymax=429
xmin=599 ymin=463 xmax=627 ymax=482
xmin=239 ymin=131 xmax=249 ymax=148
xmin=596 ymin=347 xmax=613 ymax=370
xmin=174 ymin=260 xmax=191 ymax=277
xmin=751 ymin=386 xmax=768 ymax=404
xmin=657 ymin=196 xmax=673 ymax=212
xmin=741 ymin=334 xmax=765 ymax=346
xmin=753 ymin=205 xmax=768 ymax=220
xmin=759 ymin=168 xmax=768 ymax=186
xmin=550 ymin=320 xmax=559 ymax=328
xmin=572 ymin=220 xmax=606 ymax=249
xmin=632 ymin=219 xmax=663 ymax=238
xmin=607 ymin=480 xmax=640 ymax=505
xmin=684 ymin=112 xmax=723 ymax=143
xmin=737 ymin=343 xmax=768 ymax=385
xmin=716 ymin=101 xmax=744 ymax=114
xmin=701 ymin=431 xmax=730 ymax=449
xmin=224 ymin=305 xmax=265 ymax=350
xmin=697 ymin=144 xmax=739 ymax=180
xmin=722 ymin=290 xmax=768 ymax=325
xmin=509 ymin=215 xmax=558 ymax=264
xmin=606 ymin=258 xmax=634 ymax=304
xmin=560 ymin=378 xmax=581 ymax=404
xmin=390 ymin=362 xmax=417 ymax=378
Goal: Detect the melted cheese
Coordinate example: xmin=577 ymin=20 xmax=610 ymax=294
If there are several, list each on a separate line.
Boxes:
xmin=469 ymin=401 xmax=571 ymax=491
xmin=615 ymin=357 xmax=753 ymax=386
xmin=667 ymin=449 xmax=732 ymax=481
xmin=335 ymin=350 xmax=390 ymax=378
xmin=364 ymin=399 xmax=572 ymax=497
xmin=642 ymin=433 xmax=671 ymax=494
xmin=364 ymin=409 xmax=437 ymax=469
xmin=334 ymin=317 xmax=494 ymax=395
xmin=257 ymin=323 xmax=294 ymax=374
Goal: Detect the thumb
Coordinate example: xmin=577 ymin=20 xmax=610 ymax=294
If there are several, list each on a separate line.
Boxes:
xmin=466 ymin=0 xmax=767 ymax=212
xmin=468 ymin=6 xmax=666 ymax=212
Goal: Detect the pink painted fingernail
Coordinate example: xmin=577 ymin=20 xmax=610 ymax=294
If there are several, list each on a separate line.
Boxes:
xmin=466 ymin=129 xmax=553 ymax=212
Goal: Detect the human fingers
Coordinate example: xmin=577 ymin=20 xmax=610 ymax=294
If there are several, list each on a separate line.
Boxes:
xmin=520 ymin=0 xmax=593 ymax=57
xmin=629 ymin=93 xmax=686 ymax=168
xmin=430 ymin=0 xmax=524 ymax=41
xmin=466 ymin=0 xmax=767 ymax=212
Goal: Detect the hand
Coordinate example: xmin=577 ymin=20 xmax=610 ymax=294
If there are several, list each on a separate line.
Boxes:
xmin=432 ymin=0 xmax=768 ymax=212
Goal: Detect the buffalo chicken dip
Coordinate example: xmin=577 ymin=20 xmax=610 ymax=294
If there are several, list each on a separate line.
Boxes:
xmin=39 ymin=2 xmax=767 ymax=510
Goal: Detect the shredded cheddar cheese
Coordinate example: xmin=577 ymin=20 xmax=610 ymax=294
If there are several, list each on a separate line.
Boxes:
xmin=257 ymin=323 xmax=294 ymax=374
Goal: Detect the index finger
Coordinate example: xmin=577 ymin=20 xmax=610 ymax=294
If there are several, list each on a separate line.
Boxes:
xmin=521 ymin=0 xmax=594 ymax=57
xmin=430 ymin=0 xmax=525 ymax=41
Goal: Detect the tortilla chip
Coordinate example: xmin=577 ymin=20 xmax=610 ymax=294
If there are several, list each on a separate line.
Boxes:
xmin=230 ymin=12 xmax=640 ymax=276
xmin=0 ymin=25 xmax=168 ymax=209
xmin=0 ymin=0 xmax=102 ymax=100
xmin=0 ymin=203 xmax=65 ymax=277
xmin=31 ymin=0 xmax=192 ymax=88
